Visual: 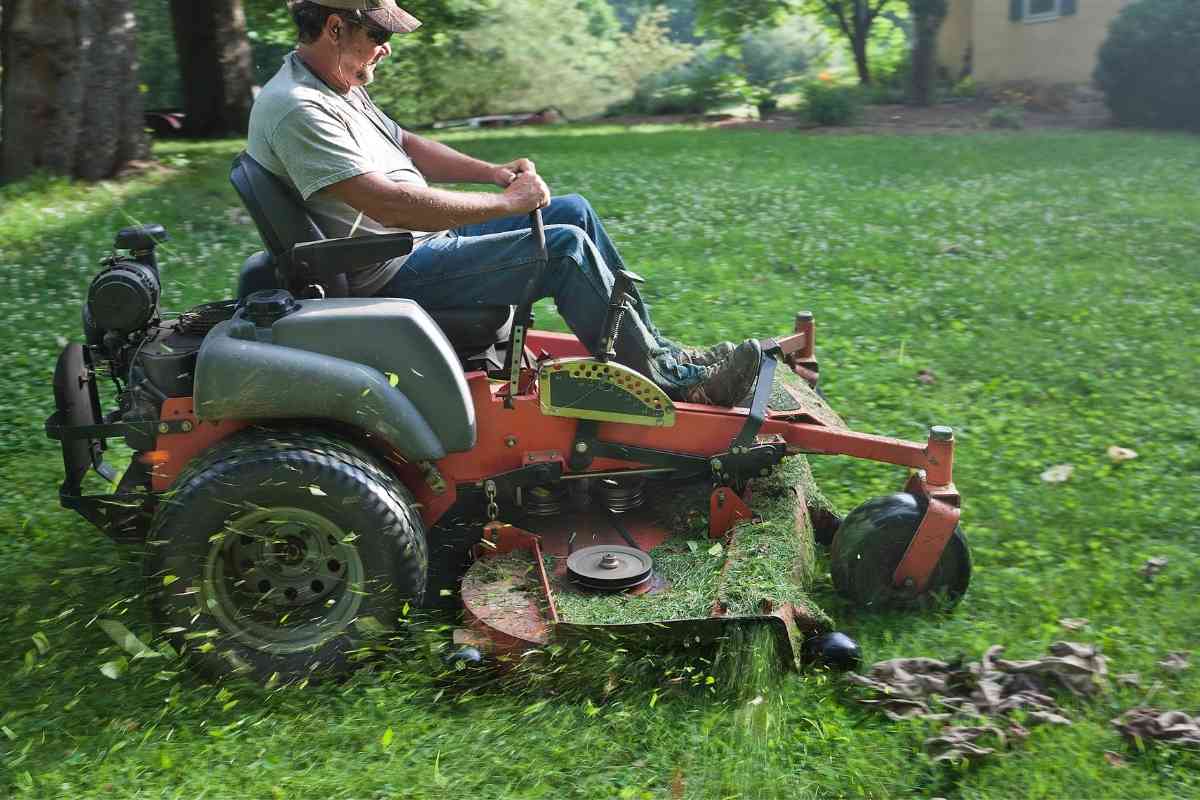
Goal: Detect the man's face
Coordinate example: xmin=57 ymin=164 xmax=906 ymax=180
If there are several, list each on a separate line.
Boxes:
xmin=335 ymin=17 xmax=393 ymax=87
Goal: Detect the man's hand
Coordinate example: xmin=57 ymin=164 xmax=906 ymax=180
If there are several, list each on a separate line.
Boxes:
xmin=503 ymin=171 xmax=551 ymax=213
xmin=492 ymin=158 xmax=537 ymax=187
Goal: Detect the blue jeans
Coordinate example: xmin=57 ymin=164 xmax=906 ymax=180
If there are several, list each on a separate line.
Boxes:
xmin=374 ymin=194 xmax=706 ymax=393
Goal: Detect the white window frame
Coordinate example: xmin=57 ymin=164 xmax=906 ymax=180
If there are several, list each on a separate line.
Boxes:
xmin=1023 ymin=0 xmax=1062 ymax=22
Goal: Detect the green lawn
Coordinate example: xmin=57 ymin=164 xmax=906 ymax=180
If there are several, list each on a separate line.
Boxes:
xmin=1 ymin=127 xmax=1198 ymax=799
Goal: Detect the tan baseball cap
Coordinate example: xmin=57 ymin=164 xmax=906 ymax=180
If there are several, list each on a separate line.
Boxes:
xmin=311 ymin=1 xmax=422 ymax=34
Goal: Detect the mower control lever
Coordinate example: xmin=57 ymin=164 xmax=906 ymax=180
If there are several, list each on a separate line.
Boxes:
xmin=597 ymin=269 xmax=645 ymax=363
xmin=504 ymin=210 xmax=550 ymax=408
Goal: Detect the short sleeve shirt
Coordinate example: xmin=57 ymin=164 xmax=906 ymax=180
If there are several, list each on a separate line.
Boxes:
xmin=247 ymin=52 xmax=445 ymax=296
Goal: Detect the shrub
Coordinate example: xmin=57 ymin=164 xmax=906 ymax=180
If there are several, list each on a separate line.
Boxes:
xmin=620 ymin=46 xmax=740 ymax=116
xmin=986 ymin=105 xmax=1024 ymax=130
xmin=952 ymin=76 xmax=978 ymax=99
xmin=859 ymin=83 xmax=907 ymax=105
xmin=803 ymin=82 xmax=861 ymax=126
xmin=1095 ymin=0 xmax=1200 ymax=132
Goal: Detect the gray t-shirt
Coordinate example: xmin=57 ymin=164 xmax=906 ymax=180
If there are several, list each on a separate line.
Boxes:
xmin=247 ymin=52 xmax=444 ymax=296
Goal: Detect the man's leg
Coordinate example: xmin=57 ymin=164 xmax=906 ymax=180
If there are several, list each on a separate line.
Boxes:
xmin=456 ymin=194 xmax=676 ymax=350
xmin=375 ymin=224 xmax=707 ymax=395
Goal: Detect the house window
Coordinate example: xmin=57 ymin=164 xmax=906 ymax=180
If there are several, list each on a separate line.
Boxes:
xmin=1024 ymin=0 xmax=1064 ymax=21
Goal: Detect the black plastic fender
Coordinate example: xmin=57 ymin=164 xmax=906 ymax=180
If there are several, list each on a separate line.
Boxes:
xmin=194 ymin=317 xmax=449 ymax=462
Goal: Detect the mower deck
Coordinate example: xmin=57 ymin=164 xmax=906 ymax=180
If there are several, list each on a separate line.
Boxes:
xmin=459 ymin=457 xmax=835 ymax=669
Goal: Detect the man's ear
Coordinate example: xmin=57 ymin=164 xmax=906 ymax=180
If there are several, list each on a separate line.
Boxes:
xmin=326 ymin=14 xmax=343 ymax=42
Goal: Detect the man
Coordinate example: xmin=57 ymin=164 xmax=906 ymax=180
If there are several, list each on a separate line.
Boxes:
xmin=247 ymin=0 xmax=762 ymax=406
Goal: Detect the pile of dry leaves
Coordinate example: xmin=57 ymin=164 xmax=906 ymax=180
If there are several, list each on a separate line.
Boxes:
xmin=849 ymin=641 xmax=1105 ymax=762
xmin=850 ymin=641 xmax=1200 ymax=763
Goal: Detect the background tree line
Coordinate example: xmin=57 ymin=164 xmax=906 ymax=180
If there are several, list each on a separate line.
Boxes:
xmin=1 ymin=0 xmax=939 ymax=183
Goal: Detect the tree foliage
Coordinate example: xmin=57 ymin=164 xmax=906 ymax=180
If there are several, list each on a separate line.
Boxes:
xmin=802 ymin=0 xmax=896 ymax=84
xmin=360 ymin=0 xmax=689 ymax=122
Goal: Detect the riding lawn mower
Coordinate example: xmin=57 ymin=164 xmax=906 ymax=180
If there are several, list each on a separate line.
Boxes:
xmin=46 ymin=153 xmax=971 ymax=683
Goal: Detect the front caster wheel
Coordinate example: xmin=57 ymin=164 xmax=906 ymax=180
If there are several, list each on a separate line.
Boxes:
xmin=145 ymin=430 xmax=428 ymax=683
xmin=830 ymin=492 xmax=971 ymax=610
xmin=802 ymin=631 xmax=862 ymax=671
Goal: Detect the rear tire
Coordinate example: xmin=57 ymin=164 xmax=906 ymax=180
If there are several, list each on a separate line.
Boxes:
xmin=830 ymin=493 xmax=970 ymax=610
xmin=145 ymin=429 xmax=427 ymax=683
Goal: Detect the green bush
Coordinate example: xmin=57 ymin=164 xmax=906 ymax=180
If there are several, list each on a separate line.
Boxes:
xmin=803 ymin=82 xmax=860 ymax=126
xmin=620 ymin=46 xmax=740 ymax=116
xmin=986 ymin=105 xmax=1024 ymax=130
xmin=859 ymin=83 xmax=907 ymax=105
xmin=1095 ymin=0 xmax=1200 ymax=132
xmin=952 ymin=76 xmax=978 ymax=99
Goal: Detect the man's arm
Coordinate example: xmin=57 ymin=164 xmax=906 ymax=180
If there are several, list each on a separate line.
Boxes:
xmin=321 ymin=170 xmax=549 ymax=232
xmin=402 ymin=130 xmax=534 ymax=187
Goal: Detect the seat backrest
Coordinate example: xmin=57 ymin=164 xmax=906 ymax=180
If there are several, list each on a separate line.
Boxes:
xmin=230 ymin=152 xmax=350 ymax=297
xmin=230 ymin=152 xmax=324 ymax=261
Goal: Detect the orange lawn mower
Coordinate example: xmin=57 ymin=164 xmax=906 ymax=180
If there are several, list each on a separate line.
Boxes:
xmin=45 ymin=154 xmax=971 ymax=682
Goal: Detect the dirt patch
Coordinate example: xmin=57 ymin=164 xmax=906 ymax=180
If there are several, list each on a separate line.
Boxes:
xmin=600 ymin=92 xmax=1113 ymax=136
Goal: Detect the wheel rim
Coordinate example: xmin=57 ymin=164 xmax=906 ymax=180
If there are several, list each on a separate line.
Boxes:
xmin=202 ymin=507 xmax=366 ymax=654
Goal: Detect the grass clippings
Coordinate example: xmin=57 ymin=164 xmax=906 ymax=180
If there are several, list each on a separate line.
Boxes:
xmin=548 ymin=457 xmax=832 ymax=629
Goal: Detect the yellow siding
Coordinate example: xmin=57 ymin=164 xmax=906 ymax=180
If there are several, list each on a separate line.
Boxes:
xmin=971 ymin=0 xmax=1131 ymax=84
xmin=938 ymin=0 xmax=974 ymax=78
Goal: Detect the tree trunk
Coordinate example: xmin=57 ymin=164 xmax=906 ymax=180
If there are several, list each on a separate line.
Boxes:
xmin=851 ymin=33 xmax=872 ymax=85
xmin=1 ymin=0 xmax=149 ymax=182
xmin=169 ymin=0 xmax=255 ymax=137
xmin=909 ymin=0 xmax=947 ymax=106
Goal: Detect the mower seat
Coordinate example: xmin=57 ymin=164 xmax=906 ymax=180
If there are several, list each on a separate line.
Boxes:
xmin=229 ymin=152 xmax=513 ymax=359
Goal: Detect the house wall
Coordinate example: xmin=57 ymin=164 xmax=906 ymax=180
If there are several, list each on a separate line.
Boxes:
xmin=971 ymin=0 xmax=1130 ymax=84
xmin=938 ymin=0 xmax=974 ymax=79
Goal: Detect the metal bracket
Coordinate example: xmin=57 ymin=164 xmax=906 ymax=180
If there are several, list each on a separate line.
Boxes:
xmin=708 ymin=486 xmax=756 ymax=539
xmin=45 ymin=412 xmax=192 ymax=442
xmin=709 ymin=441 xmax=787 ymax=486
xmin=892 ymin=497 xmax=961 ymax=593
xmin=468 ymin=459 xmax=565 ymax=504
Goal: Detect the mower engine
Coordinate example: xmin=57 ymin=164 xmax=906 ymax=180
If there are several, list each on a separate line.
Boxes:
xmin=47 ymin=224 xmax=236 ymax=541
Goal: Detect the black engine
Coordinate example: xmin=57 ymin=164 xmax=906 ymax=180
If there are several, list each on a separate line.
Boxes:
xmin=48 ymin=223 xmax=238 ymax=542
xmin=84 ymin=225 xmax=237 ymax=410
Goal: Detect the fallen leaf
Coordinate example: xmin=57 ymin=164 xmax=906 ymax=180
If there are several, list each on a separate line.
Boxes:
xmin=1139 ymin=556 xmax=1169 ymax=579
xmin=99 ymin=658 xmax=128 ymax=680
xmin=706 ymin=542 xmax=724 ymax=557
xmin=306 ymin=484 xmax=327 ymax=497
xmin=1059 ymin=618 xmax=1089 ymax=631
xmin=1106 ymin=446 xmax=1138 ymax=463
xmin=1157 ymin=652 xmax=1191 ymax=674
xmin=1040 ymin=464 xmax=1074 ymax=483
xmin=916 ymin=369 xmax=936 ymax=385
xmin=1115 ymin=672 xmax=1142 ymax=688
xmin=1103 ymin=750 xmax=1127 ymax=768
xmin=1112 ymin=707 xmax=1200 ymax=747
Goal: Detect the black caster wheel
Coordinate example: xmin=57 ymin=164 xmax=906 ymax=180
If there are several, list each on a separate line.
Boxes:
xmin=802 ymin=631 xmax=862 ymax=671
xmin=830 ymin=492 xmax=971 ymax=610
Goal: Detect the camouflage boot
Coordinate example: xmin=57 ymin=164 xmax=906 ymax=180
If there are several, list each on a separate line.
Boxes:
xmin=683 ymin=339 xmax=763 ymax=407
xmin=674 ymin=340 xmax=736 ymax=367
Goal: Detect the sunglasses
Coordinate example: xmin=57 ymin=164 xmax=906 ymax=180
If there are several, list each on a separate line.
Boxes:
xmin=362 ymin=25 xmax=392 ymax=46
xmin=342 ymin=16 xmax=392 ymax=46
xmin=357 ymin=21 xmax=393 ymax=46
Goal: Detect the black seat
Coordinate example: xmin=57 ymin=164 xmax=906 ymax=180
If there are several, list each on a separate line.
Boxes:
xmin=229 ymin=152 xmax=512 ymax=355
